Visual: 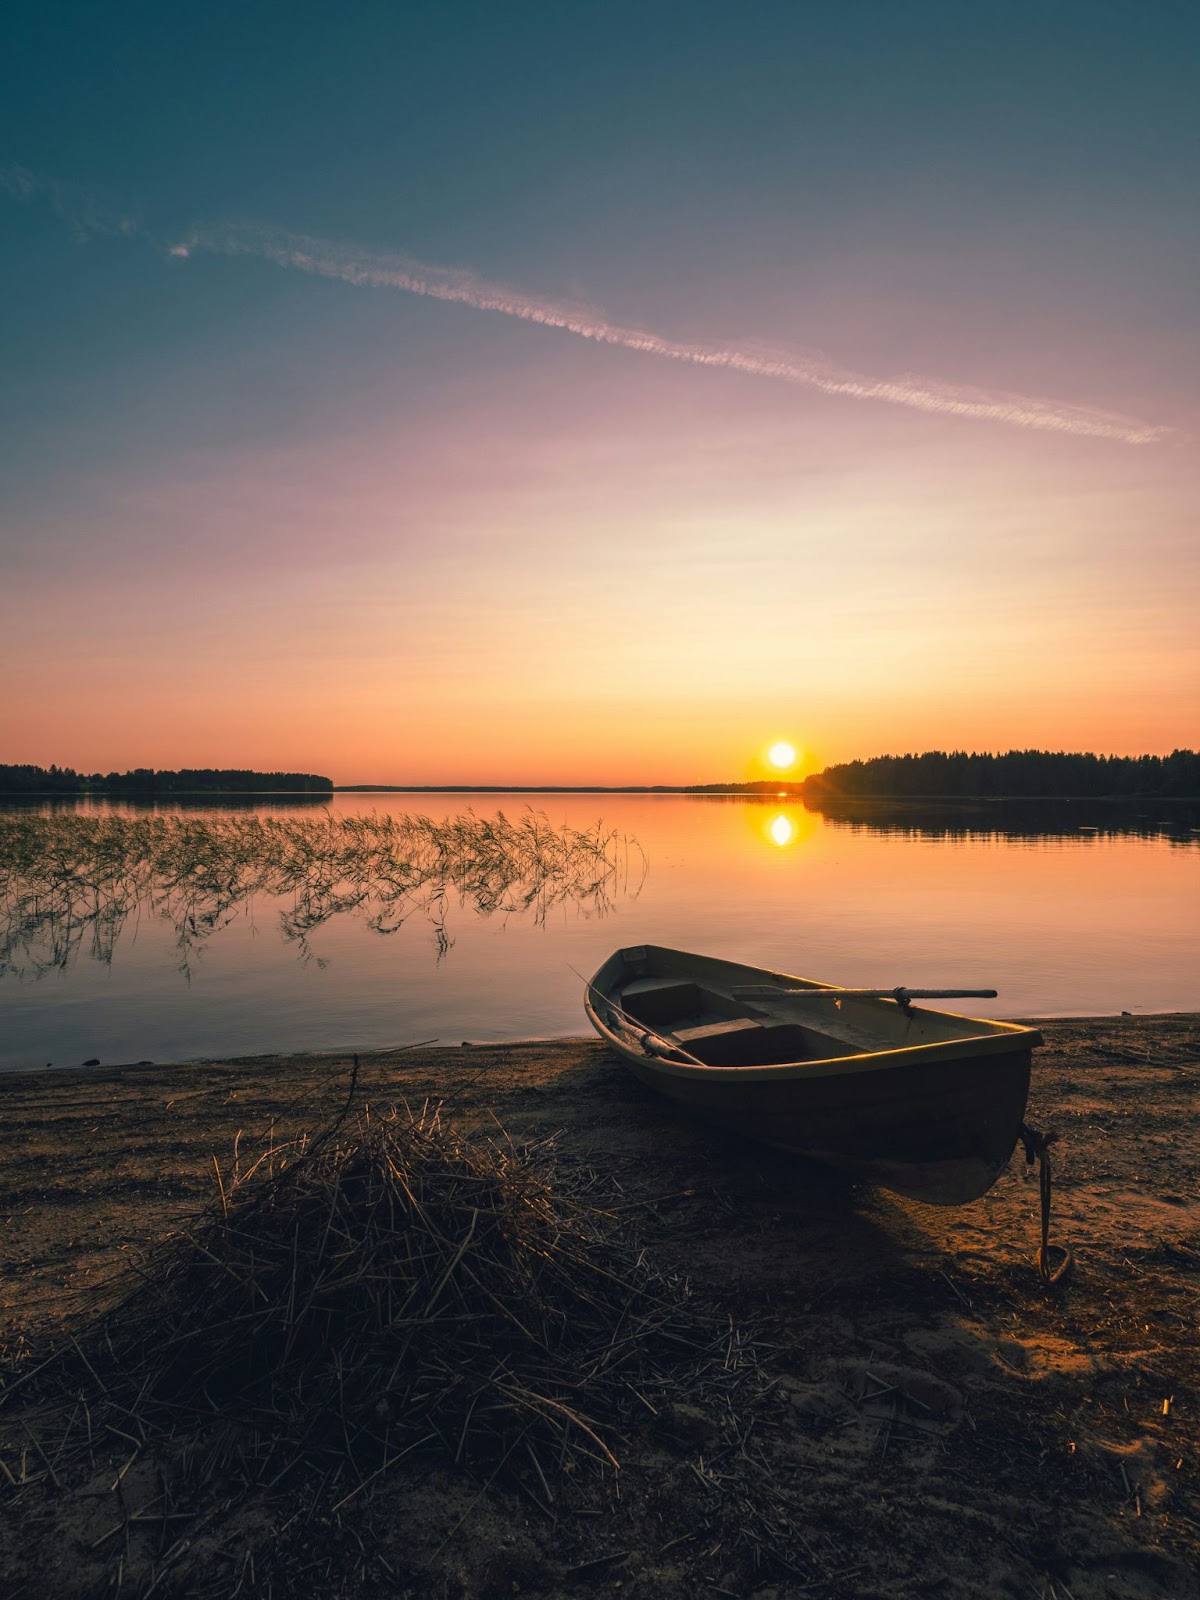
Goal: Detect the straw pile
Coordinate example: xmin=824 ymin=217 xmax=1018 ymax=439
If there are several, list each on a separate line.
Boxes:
xmin=3 ymin=1093 xmax=729 ymax=1512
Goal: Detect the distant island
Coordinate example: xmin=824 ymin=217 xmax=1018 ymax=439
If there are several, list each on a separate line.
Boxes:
xmin=2 ymin=749 xmax=1197 ymax=799
xmin=0 ymin=765 xmax=333 ymax=795
xmin=803 ymin=749 xmax=1200 ymax=800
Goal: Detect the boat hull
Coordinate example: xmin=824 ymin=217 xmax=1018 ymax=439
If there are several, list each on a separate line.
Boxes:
xmin=585 ymin=945 xmax=1037 ymax=1206
xmin=617 ymin=1041 xmax=1031 ymax=1204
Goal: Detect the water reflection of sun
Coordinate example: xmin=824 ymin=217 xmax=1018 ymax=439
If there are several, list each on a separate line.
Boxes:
xmin=750 ymin=802 xmax=819 ymax=853
xmin=769 ymin=814 xmax=795 ymax=847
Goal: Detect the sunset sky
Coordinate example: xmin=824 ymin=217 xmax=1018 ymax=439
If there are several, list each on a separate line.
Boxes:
xmin=2 ymin=2 xmax=1197 ymax=784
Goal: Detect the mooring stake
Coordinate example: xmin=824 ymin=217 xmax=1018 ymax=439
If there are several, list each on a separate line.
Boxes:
xmin=1018 ymin=1123 xmax=1073 ymax=1287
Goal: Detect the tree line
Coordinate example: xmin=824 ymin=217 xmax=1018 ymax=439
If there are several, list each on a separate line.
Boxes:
xmin=0 ymin=765 xmax=333 ymax=794
xmin=802 ymin=749 xmax=1200 ymax=800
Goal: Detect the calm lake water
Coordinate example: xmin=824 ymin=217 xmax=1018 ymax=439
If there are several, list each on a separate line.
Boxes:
xmin=1 ymin=793 xmax=1197 ymax=1073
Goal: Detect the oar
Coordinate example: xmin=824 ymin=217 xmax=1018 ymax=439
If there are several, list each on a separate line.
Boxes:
xmin=732 ymin=985 xmax=997 ymax=1004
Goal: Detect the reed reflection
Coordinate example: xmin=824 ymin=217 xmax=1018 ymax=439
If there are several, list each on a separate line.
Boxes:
xmin=0 ymin=811 xmax=642 ymax=980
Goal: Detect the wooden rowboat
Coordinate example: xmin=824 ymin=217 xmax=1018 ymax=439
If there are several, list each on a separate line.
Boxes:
xmin=584 ymin=944 xmax=1041 ymax=1206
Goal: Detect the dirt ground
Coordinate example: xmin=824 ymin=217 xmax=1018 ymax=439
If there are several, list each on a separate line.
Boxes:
xmin=1 ymin=1015 xmax=1198 ymax=1600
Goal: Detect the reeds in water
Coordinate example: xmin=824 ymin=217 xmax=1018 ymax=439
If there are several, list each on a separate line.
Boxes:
xmin=0 ymin=809 xmax=641 ymax=976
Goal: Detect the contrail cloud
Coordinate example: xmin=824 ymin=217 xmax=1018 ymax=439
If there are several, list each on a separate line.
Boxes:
xmin=166 ymin=223 xmax=1169 ymax=444
xmin=1 ymin=163 xmax=1170 ymax=443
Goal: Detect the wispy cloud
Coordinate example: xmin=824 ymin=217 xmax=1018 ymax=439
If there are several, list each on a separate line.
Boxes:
xmin=3 ymin=162 xmax=1171 ymax=444
xmin=1 ymin=162 xmax=141 ymax=242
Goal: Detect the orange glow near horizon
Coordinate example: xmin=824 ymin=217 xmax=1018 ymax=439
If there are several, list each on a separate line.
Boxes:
xmin=3 ymin=356 xmax=1196 ymax=785
xmin=5 ymin=683 xmax=1196 ymax=789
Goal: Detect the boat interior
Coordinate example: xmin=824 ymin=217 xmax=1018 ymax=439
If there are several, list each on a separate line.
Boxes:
xmin=614 ymin=975 xmax=870 ymax=1067
xmin=602 ymin=938 xmax=1019 ymax=1067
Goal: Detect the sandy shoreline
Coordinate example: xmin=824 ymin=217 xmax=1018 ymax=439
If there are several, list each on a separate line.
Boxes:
xmin=2 ymin=1016 xmax=1198 ymax=1598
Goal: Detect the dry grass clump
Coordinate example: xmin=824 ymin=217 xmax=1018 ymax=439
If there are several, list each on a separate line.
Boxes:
xmin=1 ymin=1093 xmax=727 ymax=1513
xmin=0 ymin=808 xmax=640 ymax=975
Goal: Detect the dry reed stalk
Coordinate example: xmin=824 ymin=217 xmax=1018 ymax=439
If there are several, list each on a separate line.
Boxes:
xmin=1 ymin=1098 xmax=746 ymax=1515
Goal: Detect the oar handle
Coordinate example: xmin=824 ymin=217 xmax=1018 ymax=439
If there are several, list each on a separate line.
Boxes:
xmin=731 ymin=986 xmax=998 ymax=1002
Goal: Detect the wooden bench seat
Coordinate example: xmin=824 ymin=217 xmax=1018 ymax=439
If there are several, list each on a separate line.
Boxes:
xmin=619 ymin=978 xmax=703 ymax=1025
xmin=673 ymin=1016 xmax=765 ymax=1066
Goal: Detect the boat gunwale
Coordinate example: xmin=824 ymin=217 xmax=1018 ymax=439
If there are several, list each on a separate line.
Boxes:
xmin=584 ymin=998 xmax=1040 ymax=1081
xmin=584 ymin=946 xmax=1042 ymax=1081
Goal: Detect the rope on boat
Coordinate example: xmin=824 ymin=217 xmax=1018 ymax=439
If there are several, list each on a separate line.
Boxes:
xmin=1018 ymin=1123 xmax=1073 ymax=1288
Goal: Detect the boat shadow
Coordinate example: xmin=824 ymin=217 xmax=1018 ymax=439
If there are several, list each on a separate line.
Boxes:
xmin=533 ymin=1048 xmax=923 ymax=1294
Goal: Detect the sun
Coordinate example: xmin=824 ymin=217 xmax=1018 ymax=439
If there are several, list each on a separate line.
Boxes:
xmin=767 ymin=741 xmax=797 ymax=771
